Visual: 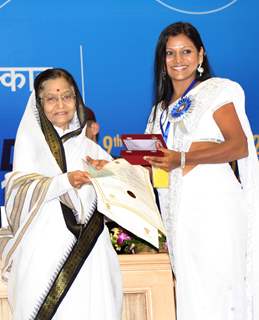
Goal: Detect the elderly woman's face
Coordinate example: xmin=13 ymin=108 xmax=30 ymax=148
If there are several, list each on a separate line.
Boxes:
xmin=40 ymin=77 xmax=76 ymax=130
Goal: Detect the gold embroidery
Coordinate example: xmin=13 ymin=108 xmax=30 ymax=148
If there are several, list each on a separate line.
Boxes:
xmin=144 ymin=228 xmax=150 ymax=234
xmin=29 ymin=177 xmax=51 ymax=211
xmin=3 ymin=178 xmax=52 ymax=272
xmin=10 ymin=182 xmax=32 ymax=233
xmin=4 ymin=172 xmax=21 ymax=203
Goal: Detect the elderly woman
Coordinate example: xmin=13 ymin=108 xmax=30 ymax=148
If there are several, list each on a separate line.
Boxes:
xmin=0 ymin=68 xmax=122 ymax=320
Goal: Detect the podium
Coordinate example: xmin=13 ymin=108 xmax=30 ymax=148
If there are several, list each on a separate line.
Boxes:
xmin=120 ymin=253 xmax=175 ymax=320
xmin=0 ymin=253 xmax=175 ymax=320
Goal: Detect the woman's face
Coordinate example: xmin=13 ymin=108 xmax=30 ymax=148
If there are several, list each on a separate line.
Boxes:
xmin=165 ymin=34 xmax=203 ymax=83
xmin=40 ymin=77 xmax=76 ymax=130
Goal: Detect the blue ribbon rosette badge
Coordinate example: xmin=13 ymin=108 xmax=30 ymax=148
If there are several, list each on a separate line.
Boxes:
xmin=160 ymin=79 xmax=196 ymax=142
xmin=168 ymin=95 xmax=194 ymax=123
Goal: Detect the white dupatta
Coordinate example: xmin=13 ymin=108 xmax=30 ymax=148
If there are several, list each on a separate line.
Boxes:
xmin=146 ymin=77 xmax=259 ymax=320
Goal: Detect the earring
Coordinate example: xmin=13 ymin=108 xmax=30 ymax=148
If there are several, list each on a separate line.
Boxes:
xmin=197 ymin=63 xmax=204 ymax=77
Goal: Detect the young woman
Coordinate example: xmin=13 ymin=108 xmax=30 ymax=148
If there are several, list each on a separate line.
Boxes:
xmin=145 ymin=22 xmax=259 ymax=320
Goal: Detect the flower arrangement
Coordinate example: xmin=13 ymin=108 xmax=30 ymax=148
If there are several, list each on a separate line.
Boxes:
xmin=109 ymin=223 xmax=168 ymax=254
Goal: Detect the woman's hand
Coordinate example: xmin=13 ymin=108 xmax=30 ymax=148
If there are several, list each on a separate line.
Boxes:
xmin=86 ymin=156 xmax=109 ymax=170
xmin=144 ymin=148 xmax=180 ymax=172
xmin=67 ymin=170 xmax=91 ymax=189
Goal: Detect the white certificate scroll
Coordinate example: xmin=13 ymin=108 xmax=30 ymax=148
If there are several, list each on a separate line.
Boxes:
xmin=86 ymin=159 xmax=165 ymax=248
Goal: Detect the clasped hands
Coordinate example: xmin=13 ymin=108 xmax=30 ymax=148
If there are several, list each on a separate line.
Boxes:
xmin=144 ymin=148 xmax=180 ymax=172
xmin=67 ymin=156 xmax=108 ymax=189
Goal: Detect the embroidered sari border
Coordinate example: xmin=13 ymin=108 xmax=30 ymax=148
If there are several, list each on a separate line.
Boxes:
xmin=2 ymin=178 xmax=52 ymax=272
xmin=34 ymin=212 xmax=104 ymax=320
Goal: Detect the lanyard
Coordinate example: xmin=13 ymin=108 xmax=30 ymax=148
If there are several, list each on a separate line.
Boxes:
xmin=160 ymin=79 xmax=197 ymax=143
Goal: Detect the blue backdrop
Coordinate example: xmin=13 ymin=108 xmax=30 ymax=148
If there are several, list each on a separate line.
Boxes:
xmin=0 ymin=0 xmax=258 ymax=204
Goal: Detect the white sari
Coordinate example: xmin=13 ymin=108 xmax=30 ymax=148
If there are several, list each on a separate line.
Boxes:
xmin=146 ymin=77 xmax=259 ymax=320
xmin=0 ymin=92 xmax=122 ymax=320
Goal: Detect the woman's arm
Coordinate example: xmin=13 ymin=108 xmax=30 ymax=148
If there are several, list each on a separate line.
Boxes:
xmin=144 ymin=102 xmax=248 ymax=172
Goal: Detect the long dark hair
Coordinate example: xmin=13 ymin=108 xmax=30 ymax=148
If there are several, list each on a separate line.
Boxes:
xmin=153 ymin=22 xmax=212 ymax=111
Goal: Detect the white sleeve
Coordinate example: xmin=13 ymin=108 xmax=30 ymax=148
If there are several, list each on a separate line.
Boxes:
xmin=211 ymin=80 xmax=245 ymax=114
xmin=44 ymin=173 xmax=83 ymax=215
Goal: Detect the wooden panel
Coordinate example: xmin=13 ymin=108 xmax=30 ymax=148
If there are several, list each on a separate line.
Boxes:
xmin=122 ymin=291 xmax=149 ymax=320
xmin=119 ymin=253 xmax=176 ymax=320
xmin=0 ymin=299 xmax=11 ymax=320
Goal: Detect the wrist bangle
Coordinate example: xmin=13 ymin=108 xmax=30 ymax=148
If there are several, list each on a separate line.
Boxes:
xmin=180 ymin=151 xmax=185 ymax=169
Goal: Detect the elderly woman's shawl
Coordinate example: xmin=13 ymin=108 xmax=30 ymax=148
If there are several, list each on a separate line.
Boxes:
xmin=0 ymin=92 xmax=107 ymax=319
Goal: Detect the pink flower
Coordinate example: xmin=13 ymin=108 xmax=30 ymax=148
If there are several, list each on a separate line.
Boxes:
xmin=117 ymin=231 xmax=131 ymax=245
